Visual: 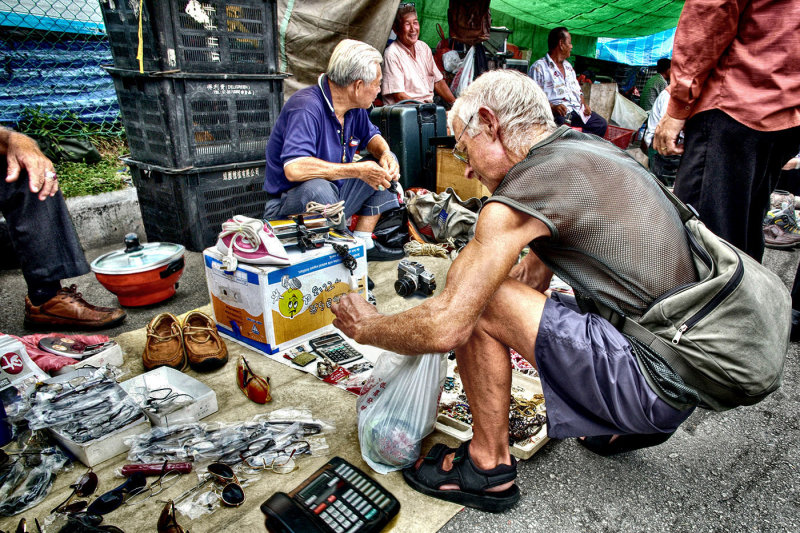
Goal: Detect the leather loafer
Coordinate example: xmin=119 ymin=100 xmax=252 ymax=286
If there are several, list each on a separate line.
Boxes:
xmin=182 ymin=311 xmax=228 ymax=371
xmin=367 ymin=240 xmax=405 ymax=262
xmin=237 ymin=356 xmax=271 ymax=404
xmin=24 ymin=285 xmax=126 ymax=329
xmin=143 ymin=313 xmax=186 ymax=371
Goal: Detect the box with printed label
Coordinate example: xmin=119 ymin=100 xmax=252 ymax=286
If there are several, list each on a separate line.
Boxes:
xmin=204 ymin=242 xmax=368 ymax=354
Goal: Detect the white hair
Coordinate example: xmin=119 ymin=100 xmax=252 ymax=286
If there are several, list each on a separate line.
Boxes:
xmin=448 ymin=70 xmax=556 ymax=157
xmin=326 ymin=39 xmax=383 ymax=87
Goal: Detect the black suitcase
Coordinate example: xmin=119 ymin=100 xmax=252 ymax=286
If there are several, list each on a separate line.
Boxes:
xmin=369 ymin=101 xmax=447 ymax=191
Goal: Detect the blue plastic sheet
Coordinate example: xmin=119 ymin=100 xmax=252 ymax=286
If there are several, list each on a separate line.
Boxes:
xmin=595 ymin=27 xmax=675 ymax=66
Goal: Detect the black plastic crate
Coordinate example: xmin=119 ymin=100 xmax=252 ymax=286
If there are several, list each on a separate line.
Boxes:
xmin=99 ymin=0 xmax=279 ymax=74
xmin=110 ymin=69 xmax=285 ymax=168
xmin=126 ymin=158 xmax=269 ymax=252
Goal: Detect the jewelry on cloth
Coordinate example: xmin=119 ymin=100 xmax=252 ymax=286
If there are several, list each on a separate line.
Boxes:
xmin=44 ymin=171 xmax=57 ymax=181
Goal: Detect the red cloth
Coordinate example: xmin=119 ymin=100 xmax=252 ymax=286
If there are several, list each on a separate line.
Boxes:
xmin=668 ymin=0 xmax=800 ymax=131
xmin=11 ymin=333 xmax=109 ymax=374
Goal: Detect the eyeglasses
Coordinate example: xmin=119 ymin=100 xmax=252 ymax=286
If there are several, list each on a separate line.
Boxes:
xmin=86 ymin=472 xmax=147 ymax=515
xmin=241 ymin=442 xmax=309 ymax=474
xmin=52 ymin=468 xmax=98 ymax=514
xmin=452 ymin=111 xmax=477 ymax=166
xmin=207 ymin=462 xmax=246 ymax=507
xmin=141 ymin=387 xmax=194 ymax=414
xmin=125 ymin=461 xmax=183 ymax=506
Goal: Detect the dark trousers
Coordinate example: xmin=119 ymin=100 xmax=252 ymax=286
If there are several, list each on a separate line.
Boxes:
xmin=674 ymin=109 xmax=800 ymax=262
xmin=0 ymin=160 xmax=88 ymax=286
xmin=555 ymin=110 xmax=608 ymax=138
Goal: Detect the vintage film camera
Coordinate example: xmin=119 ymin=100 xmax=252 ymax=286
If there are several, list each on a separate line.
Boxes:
xmin=394 ymin=259 xmax=436 ymax=297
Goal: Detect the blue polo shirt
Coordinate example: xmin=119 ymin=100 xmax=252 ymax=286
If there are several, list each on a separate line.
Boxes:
xmin=264 ymin=74 xmax=381 ymax=195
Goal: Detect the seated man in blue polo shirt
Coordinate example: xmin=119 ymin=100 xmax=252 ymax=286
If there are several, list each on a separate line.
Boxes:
xmin=263 ymin=39 xmax=403 ymax=260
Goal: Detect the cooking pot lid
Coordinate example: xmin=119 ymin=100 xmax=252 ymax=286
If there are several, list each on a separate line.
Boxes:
xmin=91 ymin=237 xmax=185 ymax=275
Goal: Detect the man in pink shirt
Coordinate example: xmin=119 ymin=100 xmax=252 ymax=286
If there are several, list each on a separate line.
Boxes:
xmin=381 ymin=4 xmax=456 ymax=107
xmin=653 ymin=0 xmax=800 ymax=261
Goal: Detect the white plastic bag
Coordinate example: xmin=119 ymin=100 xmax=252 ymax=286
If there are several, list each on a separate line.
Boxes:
xmin=610 ymin=91 xmax=649 ymax=130
xmin=451 ymin=46 xmax=476 ymax=97
xmin=357 ymin=352 xmax=447 ymax=474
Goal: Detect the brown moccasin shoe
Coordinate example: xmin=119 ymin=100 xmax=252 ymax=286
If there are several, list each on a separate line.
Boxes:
xmin=182 ymin=311 xmax=228 ymax=371
xmin=764 ymin=224 xmax=800 ymax=249
xmin=143 ymin=313 xmax=186 ymax=371
xmin=24 ymin=284 xmax=126 ymax=329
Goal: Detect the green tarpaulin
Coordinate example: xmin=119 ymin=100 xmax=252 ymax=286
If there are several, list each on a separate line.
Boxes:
xmin=415 ymin=0 xmax=684 ymax=62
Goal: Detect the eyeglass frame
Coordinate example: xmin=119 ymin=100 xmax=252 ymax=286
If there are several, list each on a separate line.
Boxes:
xmin=452 ymin=111 xmax=478 ymax=166
xmin=125 ymin=461 xmax=183 ymax=506
xmin=207 ymin=462 xmax=246 ymax=507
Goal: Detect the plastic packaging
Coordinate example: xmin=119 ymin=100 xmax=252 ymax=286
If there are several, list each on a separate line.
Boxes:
xmin=357 ymin=352 xmax=447 ymax=474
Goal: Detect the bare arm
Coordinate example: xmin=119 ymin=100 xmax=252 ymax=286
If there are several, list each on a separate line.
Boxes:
xmin=384 ymin=91 xmax=414 ymax=103
xmin=284 ymin=155 xmax=393 ymax=191
xmin=434 ymin=79 xmax=456 ymax=105
xmin=365 ymin=135 xmax=400 ymax=182
xmin=331 ymin=202 xmax=550 ymax=354
xmin=1 ymin=126 xmax=58 ymax=200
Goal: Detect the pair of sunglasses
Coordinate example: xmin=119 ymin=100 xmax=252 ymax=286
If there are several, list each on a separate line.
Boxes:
xmin=236 ymin=356 xmax=271 ymax=404
xmin=207 ymin=463 xmax=245 ymax=507
xmin=52 ymin=468 xmax=98 ymax=514
xmin=86 ymin=472 xmax=147 ymax=515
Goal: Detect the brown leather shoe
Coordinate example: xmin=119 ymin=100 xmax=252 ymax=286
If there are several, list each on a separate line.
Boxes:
xmin=764 ymin=224 xmax=800 ymax=249
xmin=182 ymin=311 xmax=228 ymax=371
xmin=143 ymin=313 xmax=186 ymax=371
xmin=24 ymin=284 xmax=126 ymax=329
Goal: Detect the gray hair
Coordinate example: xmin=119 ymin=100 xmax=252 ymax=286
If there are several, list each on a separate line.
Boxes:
xmin=326 ymin=39 xmax=383 ymax=87
xmin=448 ymin=70 xmax=556 ymax=157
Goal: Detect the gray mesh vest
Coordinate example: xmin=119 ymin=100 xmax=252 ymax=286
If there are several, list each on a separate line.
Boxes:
xmin=487 ymin=126 xmax=697 ymax=319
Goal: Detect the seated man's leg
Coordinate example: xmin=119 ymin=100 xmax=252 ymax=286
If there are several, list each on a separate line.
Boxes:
xmin=0 ymin=164 xmax=125 ymax=328
xmin=580 ymin=111 xmax=608 ymax=137
xmin=337 ymin=175 xmax=402 ymax=260
xmin=273 ymin=178 xmax=340 ymax=218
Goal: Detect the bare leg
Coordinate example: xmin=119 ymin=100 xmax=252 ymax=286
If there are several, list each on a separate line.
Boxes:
xmin=419 ymin=278 xmax=548 ymax=491
xmin=354 ymin=214 xmax=379 ymax=233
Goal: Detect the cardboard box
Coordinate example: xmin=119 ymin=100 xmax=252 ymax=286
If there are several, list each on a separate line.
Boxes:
xmin=204 ymin=241 xmax=367 ymax=355
xmin=436 ymin=147 xmax=490 ymax=200
xmin=43 ymin=369 xmax=150 ymax=467
xmin=120 ymin=367 xmax=218 ymax=426
xmin=0 ymin=335 xmax=47 ymax=392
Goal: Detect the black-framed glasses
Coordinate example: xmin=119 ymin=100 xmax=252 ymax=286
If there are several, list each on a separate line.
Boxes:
xmin=51 ymin=468 xmax=98 ymax=514
xmin=452 ymin=111 xmax=477 ymax=166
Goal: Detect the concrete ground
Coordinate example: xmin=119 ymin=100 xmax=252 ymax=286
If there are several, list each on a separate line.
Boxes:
xmin=1 ymin=192 xmax=799 ymax=532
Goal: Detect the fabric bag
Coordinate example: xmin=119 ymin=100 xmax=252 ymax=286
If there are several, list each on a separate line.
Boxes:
xmin=593 ymin=183 xmax=789 ymax=411
xmin=405 ymin=187 xmax=482 ymax=250
xmin=372 ymin=206 xmax=409 ymax=250
xmin=357 ymin=351 xmax=447 ymax=474
xmin=447 ymin=0 xmax=491 ymax=46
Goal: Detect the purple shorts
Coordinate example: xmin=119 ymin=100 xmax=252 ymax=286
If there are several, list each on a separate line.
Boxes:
xmin=534 ymin=293 xmax=694 ymax=439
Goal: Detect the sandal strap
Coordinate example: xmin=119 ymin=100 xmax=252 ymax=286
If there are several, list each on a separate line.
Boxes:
xmin=451 ymin=440 xmax=517 ymax=491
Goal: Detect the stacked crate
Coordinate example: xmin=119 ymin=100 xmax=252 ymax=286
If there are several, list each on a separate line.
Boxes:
xmin=100 ymin=0 xmax=285 ymax=251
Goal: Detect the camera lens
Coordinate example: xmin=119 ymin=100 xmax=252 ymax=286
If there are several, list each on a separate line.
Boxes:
xmin=395 ymin=277 xmax=417 ymax=297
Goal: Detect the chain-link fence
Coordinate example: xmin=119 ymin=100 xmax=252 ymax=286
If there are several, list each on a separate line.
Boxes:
xmin=0 ymin=0 xmax=122 ymax=137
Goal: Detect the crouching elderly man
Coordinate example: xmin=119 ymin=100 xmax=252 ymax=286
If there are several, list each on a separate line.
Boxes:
xmin=263 ymin=39 xmax=402 ymax=260
xmin=332 ymin=70 xmax=698 ymax=512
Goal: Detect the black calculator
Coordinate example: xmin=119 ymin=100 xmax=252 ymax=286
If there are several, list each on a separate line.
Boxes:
xmin=261 ymin=456 xmax=400 ymax=533
xmin=309 ymin=333 xmax=363 ymax=365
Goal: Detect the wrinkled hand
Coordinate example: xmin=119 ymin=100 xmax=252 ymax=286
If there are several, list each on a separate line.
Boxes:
xmin=509 ymin=252 xmax=552 ymax=293
xmin=583 ymin=103 xmax=592 ymax=116
xmin=379 ymin=151 xmax=400 ymax=182
xmin=331 ymin=292 xmax=380 ymax=342
xmin=353 ymin=160 xmax=393 ymax=191
xmin=5 ymin=132 xmax=58 ymax=201
xmin=782 ymin=157 xmax=800 ymax=171
xmin=653 ymin=113 xmax=686 ymax=156
xmin=552 ymin=104 xmax=568 ymax=117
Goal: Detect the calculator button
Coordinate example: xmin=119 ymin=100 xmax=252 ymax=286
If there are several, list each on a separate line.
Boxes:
xmin=305 ymin=495 xmax=318 ymax=507
xmin=365 ymin=508 xmax=378 ymax=520
xmin=365 ymin=486 xmax=378 ymax=499
xmin=346 ymin=522 xmax=364 ymax=533
xmin=314 ymin=503 xmax=327 ymax=514
xmin=376 ymin=495 xmax=390 ymax=508
xmin=343 ymin=489 xmax=354 ymax=499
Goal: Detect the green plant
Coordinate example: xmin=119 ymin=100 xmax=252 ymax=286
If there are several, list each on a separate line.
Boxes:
xmin=56 ymin=137 xmax=129 ymax=198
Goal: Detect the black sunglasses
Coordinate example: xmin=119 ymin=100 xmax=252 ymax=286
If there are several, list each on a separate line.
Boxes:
xmin=52 ymin=468 xmax=98 ymax=514
xmin=207 ymin=463 xmax=245 ymax=507
xmin=86 ymin=472 xmax=147 ymax=515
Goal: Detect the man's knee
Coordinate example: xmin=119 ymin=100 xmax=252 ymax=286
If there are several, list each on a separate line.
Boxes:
xmin=277 ymin=179 xmax=340 ymax=216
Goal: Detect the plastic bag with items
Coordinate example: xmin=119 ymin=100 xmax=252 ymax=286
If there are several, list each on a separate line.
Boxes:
xmin=357 ymin=352 xmax=447 ymax=474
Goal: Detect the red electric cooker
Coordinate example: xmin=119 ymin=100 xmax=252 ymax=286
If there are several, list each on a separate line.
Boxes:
xmin=90 ymin=234 xmax=185 ymax=307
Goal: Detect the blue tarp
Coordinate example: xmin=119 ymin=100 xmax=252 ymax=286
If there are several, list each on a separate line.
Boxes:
xmin=0 ymin=12 xmax=105 ymax=36
xmin=0 ymin=38 xmax=119 ymax=126
xmin=595 ymin=27 xmax=675 ymax=66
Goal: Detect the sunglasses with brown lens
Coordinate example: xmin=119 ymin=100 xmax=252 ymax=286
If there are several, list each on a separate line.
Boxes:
xmin=51 ymin=468 xmax=98 ymax=514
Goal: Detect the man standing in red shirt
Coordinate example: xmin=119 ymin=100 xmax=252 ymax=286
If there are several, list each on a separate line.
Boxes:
xmin=653 ymin=0 xmax=800 ymax=261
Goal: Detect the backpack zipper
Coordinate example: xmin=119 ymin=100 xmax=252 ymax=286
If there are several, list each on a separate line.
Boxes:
xmin=671 ymin=247 xmax=744 ymax=344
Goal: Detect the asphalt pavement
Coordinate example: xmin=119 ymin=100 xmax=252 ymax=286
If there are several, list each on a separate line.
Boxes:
xmin=0 ymin=193 xmax=798 ymax=533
